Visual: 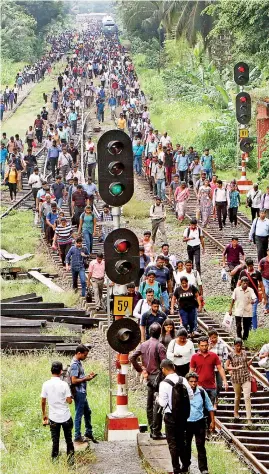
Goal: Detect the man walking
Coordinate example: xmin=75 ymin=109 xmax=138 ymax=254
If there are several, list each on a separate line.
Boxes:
xmin=158 ymin=359 xmax=193 ymax=474
xmin=144 ymin=255 xmax=172 ymax=311
xmin=185 ymin=371 xmax=215 ymax=474
xmin=41 ymin=361 xmax=74 ymax=461
xmin=140 ymin=298 xmax=167 ymax=341
xmin=190 ymin=336 xmax=228 ymax=407
xmin=150 ymin=196 xmax=168 ymax=244
xmin=70 ymin=345 xmax=98 ymax=443
xmin=130 ymin=323 xmax=166 ymax=439
xmin=212 ymin=180 xmax=229 ymax=231
xmin=183 ymin=218 xmax=205 ymax=275
xmin=222 ymin=236 xmax=245 ymax=291
xmin=66 ymin=237 xmax=88 ymax=297
xmin=229 ymin=277 xmax=257 ymax=340
xmin=87 ymin=252 xmax=105 ymax=311
xmin=133 ymin=139 xmax=144 ymax=176
xmin=259 ymin=248 xmax=269 ymax=315
xmin=249 ymin=209 xmax=269 ymax=262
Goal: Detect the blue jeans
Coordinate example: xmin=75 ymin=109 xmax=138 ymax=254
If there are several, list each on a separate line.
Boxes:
xmin=203 ymin=169 xmax=212 ymax=181
xmin=157 ymin=179 xmax=166 ymax=201
xmin=72 ymin=268 xmax=86 ymax=297
xmin=179 ymin=307 xmax=196 ymax=333
xmin=265 ymin=371 xmax=269 ymax=382
xmin=74 ymin=391 xmax=92 ymax=440
xmin=263 ymin=278 xmax=269 ymax=310
xmin=83 ymin=230 xmax=93 ymax=254
xmin=56 ymin=197 xmax=63 ymax=209
xmin=162 ymin=290 xmax=169 ymax=311
xmin=0 ymin=162 xmax=5 ymax=180
xmin=134 ymin=155 xmax=142 ymax=175
xmin=252 ymin=299 xmax=259 ymax=330
xmin=205 ymin=388 xmax=217 ymax=405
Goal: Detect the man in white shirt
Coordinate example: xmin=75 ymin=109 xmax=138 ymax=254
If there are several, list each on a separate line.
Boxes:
xmin=159 ymin=243 xmax=177 ymax=269
xmin=28 ymin=166 xmax=42 ymax=202
xmin=212 ymin=179 xmax=230 ymax=231
xmin=133 ymin=288 xmax=154 ymax=319
xmin=41 ymin=361 xmax=74 ymax=461
xmin=160 ymin=132 xmax=171 ymax=147
xmin=183 ymin=218 xmax=205 ymax=275
xmin=158 ymin=359 xmax=193 ymax=474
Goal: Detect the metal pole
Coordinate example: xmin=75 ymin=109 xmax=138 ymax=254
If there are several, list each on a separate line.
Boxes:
xmin=111 ymin=206 xmax=121 ymax=229
xmin=107 ymin=280 xmax=113 ymax=413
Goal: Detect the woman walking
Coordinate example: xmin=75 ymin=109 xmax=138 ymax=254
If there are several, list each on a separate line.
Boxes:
xmin=140 ymin=230 xmax=154 ymax=261
xmin=167 ymin=328 xmax=195 ymax=376
xmin=170 ymin=276 xmax=201 ymax=337
xmin=53 ymin=217 xmax=73 ymax=265
xmin=4 ymin=163 xmax=18 ymax=202
xmin=175 ymin=181 xmax=190 ymax=222
xmin=78 ymin=205 xmax=97 ymax=255
xmin=161 ymin=319 xmax=175 ymax=348
xmin=198 ymin=178 xmax=212 ymax=227
xmin=25 ymin=126 xmax=35 ymax=149
xmin=226 ymin=338 xmax=252 ymax=425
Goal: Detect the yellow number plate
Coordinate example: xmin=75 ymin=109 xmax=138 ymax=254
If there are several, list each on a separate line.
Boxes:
xmin=113 ymin=296 xmax=133 ymax=316
xmin=239 ymin=129 xmax=249 ymax=138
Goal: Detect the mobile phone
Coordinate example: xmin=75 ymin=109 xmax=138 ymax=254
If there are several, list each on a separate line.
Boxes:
xmin=90 ymin=373 xmax=98 ymax=380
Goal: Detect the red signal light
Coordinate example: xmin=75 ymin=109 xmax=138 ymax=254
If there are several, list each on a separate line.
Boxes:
xmin=114 ymin=239 xmax=130 ymax=253
xmin=238 ymin=66 xmax=245 ymax=72
xmin=240 ymin=96 xmax=247 ymax=103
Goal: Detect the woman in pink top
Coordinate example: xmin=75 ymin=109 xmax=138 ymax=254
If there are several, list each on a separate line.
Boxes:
xmin=210 ymin=174 xmax=218 ymax=219
xmin=175 ymin=181 xmax=190 ymax=221
xmin=140 ymin=230 xmax=154 ymax=261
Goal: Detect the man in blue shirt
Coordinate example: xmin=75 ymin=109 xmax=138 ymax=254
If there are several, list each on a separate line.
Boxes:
xmin=140 ymin=299 xmax=167 ymax=341
xmin=66 ymin=237 xmax=88 ymax=297
xmin=145 ymin=255 xmax=172 ymax=310
xmin=47 ymin=140 xmax=61 ymax=179
xmin=0 ymin=143 xmax=8 ymax=180
xmin=200 ymin=148 xmax=215 ymax=181
xmin=185 ymin=371 xmax=215 ymax=474
xmin=133 ymin=139 xmax=144 ymax=176
xmin=108 ymin=94 xmax=117 ymax=119
xmin=70 ymin=345 xmax=98 ymax=443
xmin=176 ymin=150 xmax=189 ymax=183
xmin=69 ymin=108 xmax=78 ymax=135
xmin=96 ymin=100 xmax=105 ymax=124
xmin=83 ymin=176 xmax=100 ymax=203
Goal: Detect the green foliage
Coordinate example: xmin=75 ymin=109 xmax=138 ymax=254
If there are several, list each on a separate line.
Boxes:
xmin=206 ymin=0 xmax=269 ymax=72
xmin=1 ymin=59 xmax=27 ymax=89
xmin=246 ymin=328 xmax=269 ymax=350
xmin=205 ymin=296 xmax=231 ymax=313
xmin=258 ymin=132 xmax=269 ymax=181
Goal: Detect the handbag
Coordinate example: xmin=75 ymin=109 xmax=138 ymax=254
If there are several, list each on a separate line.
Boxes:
xmin=86 ymin=287 xmax=93 ymax=303
xmin=222 ymin=312 xmax=233 ymax=331
xmin=250 ymin=376 xmax=258 ymax=393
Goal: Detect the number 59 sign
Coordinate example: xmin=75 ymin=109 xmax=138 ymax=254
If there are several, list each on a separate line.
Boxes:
xmin=113 ymin=296 xmax=133 ymax=316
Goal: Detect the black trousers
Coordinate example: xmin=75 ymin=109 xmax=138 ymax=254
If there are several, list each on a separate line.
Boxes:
xmin=187 ymin=244 xmax=201 ymax=275
xmin=229 ymin=207 xmax=238 ymax=226
xmin=147 ymin=375 xmax=162 ymax=435
xmin=235 ymin=316 xmax=252 ymax=340
xmin=164 ymin=413 xmax=188 ymax=474
xmin=32 ymin=187 xmax=39 ymax=203
xmin=59 ymin=243 xmax=71 ymax=265
xmin=174 ymin=363 xmax=190 ymax=377
xmin=186 ymin=419 xmax=208 ymax=473
xmin=49 ymin=158 xmax=58 ymax=179
xmin=227 ymin=263 xmax=240 ymax=291
xmin=8 ymin=183 xmax=17 ymax=199
xmin=216 ymin=202 xmax=227 ymax=229
xmin=36 ymin=129 xmax=43 ymax=143
xmin=251 ymin=207 xmax=259 ymax=221
xmin=49 ymin=417 xmax=74 ymax=459
xmin=179 ymin=170 xmax=188 ymax=183
xmin=255 ymin=235 xmax=269 ymax=263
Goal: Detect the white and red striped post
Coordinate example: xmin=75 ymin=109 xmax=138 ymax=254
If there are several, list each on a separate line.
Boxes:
xmin=237 ymin=151 xmax=253 ymax=194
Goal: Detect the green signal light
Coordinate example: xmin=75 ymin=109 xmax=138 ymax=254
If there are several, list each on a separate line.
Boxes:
xmin=109 ymin=182 xmax=125 ymax=196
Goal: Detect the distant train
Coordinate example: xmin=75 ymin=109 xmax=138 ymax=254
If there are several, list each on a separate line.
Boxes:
xmin=102 ymin=15 xmax=118 ymax=35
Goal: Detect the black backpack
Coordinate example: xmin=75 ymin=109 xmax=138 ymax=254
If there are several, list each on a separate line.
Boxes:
xmin=164 ymin=377 xmax=190 ymax=422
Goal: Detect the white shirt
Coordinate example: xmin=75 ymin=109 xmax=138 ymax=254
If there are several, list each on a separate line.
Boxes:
xmin=28 ymin=174 xmax=42 ymax=188
xmin=174 ymin=269 xmax=202 ymax=287
xmin=159 ymin=253 xmax=177 ymax=269
xmin=167 ymin=339 xmax=195 ymax=366
xmin=86 ymin=141 xmax=95 ymax=151
xmin=133 ymin=299 xmax=151 ymax=320
xmin=247 ymin=189 xmax=262 ymax=208
xmin=212 ymin=188 xmax=230 ymax=206
xmin=158 ymin=373 xmax=193 ymax=413
xmin=183 ymin=227 xmax=203 ymax=247
xmin=41 ymin=377 xmax=71 ymax=423
xmin=160 ymin=135 xmax=171 ymax=147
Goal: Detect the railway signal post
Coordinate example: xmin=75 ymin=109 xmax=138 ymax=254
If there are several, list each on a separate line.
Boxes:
xmin=98 ymin=130 xmax=141 ymax=441
xmin=234 ymin=62 xmax=253 ymax=194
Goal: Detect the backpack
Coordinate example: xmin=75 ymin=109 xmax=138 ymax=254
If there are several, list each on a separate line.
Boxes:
xmin=187 ymin=226 xmax=201 ymax=239
xmin=60 ymin=365 xmax=76 ymax=397
xmin=164 ymin=377 xmax=190 ymax=422
xmin=153 ymin=203 xmax=165 ymax=213
xmin=199 ymin=387 xmax=209 ymax=419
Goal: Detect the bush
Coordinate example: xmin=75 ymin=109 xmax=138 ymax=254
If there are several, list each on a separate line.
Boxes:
xmin=246 ymin=328 xmax=269 ymax=350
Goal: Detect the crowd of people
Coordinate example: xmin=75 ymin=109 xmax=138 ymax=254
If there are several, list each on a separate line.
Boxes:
xmin=2 ymin=19 xmax=269 ymax=474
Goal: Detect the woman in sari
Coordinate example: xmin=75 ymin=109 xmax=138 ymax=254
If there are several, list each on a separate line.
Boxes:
xmin=198 ymin=178 xmax=213 ymax=227
xmin=175 ymin=181 xmax=190 ymax=222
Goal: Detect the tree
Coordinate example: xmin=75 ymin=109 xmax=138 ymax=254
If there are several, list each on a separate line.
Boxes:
xmin=19 ymin=1 xmax=68 ymax=31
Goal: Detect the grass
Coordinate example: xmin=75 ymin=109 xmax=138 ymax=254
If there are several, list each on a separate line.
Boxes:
xmin=193 ymin=440 xmax=251 ymax=474
xmin=1 ymin=59 xmax=27 ymax=89
xmin=123 ymin=195 xmax=151 ymax=220
xmin=205 ymin=295 xmax=231 ymax=313
xmin=1 ymin=352 xmax=105 ymax=474
xmin=3 ymin=62 xmax=62 ymax=138
xmin=246 ymin=328 xmax=269 ymax=350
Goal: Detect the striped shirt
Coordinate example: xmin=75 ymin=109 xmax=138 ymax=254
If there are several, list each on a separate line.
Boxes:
xmin=55 ymin=224 xmax=73 ymax=245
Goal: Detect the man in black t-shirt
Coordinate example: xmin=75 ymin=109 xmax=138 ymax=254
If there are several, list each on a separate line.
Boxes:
xmin=68 ymin=141 xmax=79 ymax=165
xmin=164 ymin=149 xmax=174 ymax=185
xmin=51 ymin=175 xmax=65 ymax=209
xmin=170 ymin=276 xmax=201 ymax=335
xmin=238 ymin=257 xmax=265 ymax=330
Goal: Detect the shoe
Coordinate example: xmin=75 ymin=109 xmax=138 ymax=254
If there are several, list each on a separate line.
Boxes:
xmin=74 ymin=436 xmax=89 ymax=443
xmin=180 ymin=468 xmax=190 ymax=474
xmin=151 ymin=433 xmax=166 ymax=440
xmin=84 ymin=434 xmax=99 ymax=443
